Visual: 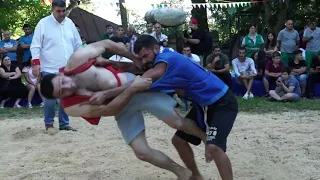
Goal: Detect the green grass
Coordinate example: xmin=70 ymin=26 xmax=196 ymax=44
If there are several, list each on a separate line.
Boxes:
xmin=0 ymin=97 xmax=319 ymax=120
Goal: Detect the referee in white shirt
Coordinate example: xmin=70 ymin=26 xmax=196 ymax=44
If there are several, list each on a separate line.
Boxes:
xmin=31 ymin=0 xmax=82 ymax=131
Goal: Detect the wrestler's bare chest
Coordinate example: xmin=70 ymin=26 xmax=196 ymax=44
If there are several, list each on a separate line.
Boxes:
xmin=72 ymin=66 xmax=127 ymax=92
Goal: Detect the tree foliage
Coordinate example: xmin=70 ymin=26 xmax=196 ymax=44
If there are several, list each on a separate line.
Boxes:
xmin=0 ymin=0 xmax=50 ymax=37
xmin=208 ymin=0 xmax=320 ymax=41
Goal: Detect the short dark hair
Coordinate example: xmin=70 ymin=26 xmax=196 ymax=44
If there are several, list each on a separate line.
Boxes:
xmin=183 ymin=44 xmax=191 ymax=49
xmin=212 ymin=45 xmax=220 ymax=51
xmin=293 ymin=49 xmax=302 ymax=57
xmin=282 ymin=66 xmax=291 ymax=74
xmin=40 ymin=74 xmax=57 ymax=99
xmin=272 ymin=51 xmax=281 ymax=58
xmin=117 ymin=25 xmax=123 ymax=30
xmin=106 ymin=24 xmax=112 ymax=28
xmin=23 ymin=24 xmax=31 ymax=29
xmin=238 ymin=47 xmax=246 ymax=51
xmin=51 ymin=0 xmax=66 ymax=8
xmin=134 ymin=35 xmax=158 ymax=54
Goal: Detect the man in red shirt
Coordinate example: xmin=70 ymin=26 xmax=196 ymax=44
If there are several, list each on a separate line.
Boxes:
xmin=263 ymin=52 xmax=284 ymax=96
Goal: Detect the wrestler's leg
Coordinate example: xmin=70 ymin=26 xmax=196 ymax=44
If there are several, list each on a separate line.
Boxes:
xmin=116 ymin=110 xmax=191 ymax=179
xmin=130 ymin=131 xmax=192 ymax=179
xmin=135 ymin=92 xmax=206 ymax=142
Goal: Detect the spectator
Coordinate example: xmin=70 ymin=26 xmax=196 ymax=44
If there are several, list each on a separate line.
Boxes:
xmin=151 ymin=23 xmax=168 ymax=47
xmin=306 ymin=53 xmax=320 ymax=99
xmin=303 ymin=19 xmax=320 ymax=70
xmin=183 ymin=18 xmax=205 ymax=65
xmin=19 ymin=24 xmax=33 ymax=68
xmin=263 ymin=52 xmax=284 ymax=96
xmin=289 ymin=50 xmax=307 ymax=95
xmin=242 ymin=24 xmax=264 ymax=57
xmin=206 ymin=45 xmax=232 ymax=88
xmin=264 ymin=32 xmax=278 ymax=60
xmin=232 ymin=47 xmax=257 ymax=99
xmin=277 ymin=20 xmax=300 ymax=66
xmin=182 ymin=45 xmax=200 ymax=64
xmin=127 ymin=25 xmax=137 ymax=52
xmin=81 ymin=36 xmax=87 ymax=47
xmin=101 ymin=24 xmax=114 ymax=59
xmin=0 ymin=30 xmax=18 ymax=65
xmin=22 ymin=65 xmax=45 ymax=108
xmin=251 ymin=51 xmax=267 ymax=81
xmin=30 ymin=0 xmax=80 ymax=131
xmin=269 ymin=67 xmax=301 ymax=102
xmin=110 ymin=25 xmax=130 ymax=50
xmin=0 ymin=55 xmax=28 ymax=108
xmin=144 ymin=22 xmax=153 ymax=35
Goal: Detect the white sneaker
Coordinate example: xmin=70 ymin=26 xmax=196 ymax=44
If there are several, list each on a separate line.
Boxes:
xmin=28 ymin=103 xmax=33 ymax=109
xmin=249 ymin=92 xmax=254 ymax=98
xmin=242 ymin=93 xmax=249 ymax=100
xmin=40 ymin=102 xmax=44 ymax=108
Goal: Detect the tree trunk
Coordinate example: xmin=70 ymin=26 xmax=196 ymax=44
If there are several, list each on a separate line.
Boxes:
xmin=264 ymin=1 xmax=287 ymax=34
xmin=191 ymin=0 xmax=208 ymax=30
xmin=119 ymin=0 xmax=128 ymax=31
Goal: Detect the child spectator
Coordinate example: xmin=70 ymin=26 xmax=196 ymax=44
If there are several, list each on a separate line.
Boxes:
xmin=22 ymin=65 xmax=44 ymax=108
xmin=263 ymin=52 xmax=284 ymax=96
xmin=269 ymin=67 xmax=301 ymax=102
xmin=289 ymin=49 xmax=307 ymax=95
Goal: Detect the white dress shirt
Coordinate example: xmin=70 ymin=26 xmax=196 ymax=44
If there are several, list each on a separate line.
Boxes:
xmin=31 ymin=14 xmax=82 ymax=73
xmin=109 ymin=54 xmax=133 ymax=63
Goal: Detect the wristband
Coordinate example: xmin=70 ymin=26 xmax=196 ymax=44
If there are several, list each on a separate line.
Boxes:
xmin=32 ymin=59 xmax=40 ymax=66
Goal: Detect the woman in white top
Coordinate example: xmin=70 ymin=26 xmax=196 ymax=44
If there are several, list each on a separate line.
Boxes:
xmin=22 ymin=65 xmax=44 ymax=108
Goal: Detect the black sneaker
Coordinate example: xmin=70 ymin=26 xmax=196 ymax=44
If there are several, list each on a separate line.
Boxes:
xmin=59 ymin=126 xmax=77 ymax=131
xmin=45 ymin=125 xmax=54 ymax=131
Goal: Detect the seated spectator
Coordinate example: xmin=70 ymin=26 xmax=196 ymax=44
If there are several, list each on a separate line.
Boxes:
xmin=269 ymin=67 xmax=301 ymax=102
xmin=22 ymin=65 xmax=44 ymax=108
xmin=182 ymin=45 xmax=200 ymax=65
xmin=306 ymin=53 xmax=320 ymax=99
xmin=206 ymin=45 xmax=232 ymax=88
xmin=251 ymin=51 xmax=267 ymax=80
xmin=263 ymin=52 xmax=284 ymax=96
xmin=232 ymin=47 xmax=257 ymax=99
xmin=289 ymin=50 xmax=307 ymax=95
xmin=0 ymin=55 xmax=28 ymax=108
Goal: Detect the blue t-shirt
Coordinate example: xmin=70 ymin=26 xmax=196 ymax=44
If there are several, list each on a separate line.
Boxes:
xmin=0 ymin=39 xmax=18 ymax=61
xmin=281 ymin=75 xmax=301 ymax=95
xmin=150 ymin=47 xmax=228 ymax=107
xmin=19 ymin=34 xmax=33 ymax=62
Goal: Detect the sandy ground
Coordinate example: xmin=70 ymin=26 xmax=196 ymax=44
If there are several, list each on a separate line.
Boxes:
xmin=0 ymin=110 xmax=320 ymax=180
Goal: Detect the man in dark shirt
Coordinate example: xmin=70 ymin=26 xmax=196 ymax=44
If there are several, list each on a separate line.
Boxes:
xmin=206 ymin=45 xmax=232 ymax=89
xmin=101 ymin=24 xmax=114 ymax=59
xmin=183 ymin=18 xmax=205 ymax=65
xmin=110 ymin=25 xmax=130 ymax=50
xmin=288 ymin=50 xmax=307 ymax=94
xmin=306 ymin=53 xmax=320 ymax=99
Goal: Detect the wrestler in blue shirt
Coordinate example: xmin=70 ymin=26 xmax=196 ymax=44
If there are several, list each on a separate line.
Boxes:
xmin=134 ymin=34 xmax=238 ymax=180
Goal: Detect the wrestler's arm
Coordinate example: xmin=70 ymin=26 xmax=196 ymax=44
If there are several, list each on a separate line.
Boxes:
xmin=64 ymin=76 xmax=151 ymax=117
xmin=65 ymin=40 xmax=143 ymax=71
xmin=141 ymin=62 xmax=167 ymax=81
xmin=95 ymin=56 xmax=144 ymax=74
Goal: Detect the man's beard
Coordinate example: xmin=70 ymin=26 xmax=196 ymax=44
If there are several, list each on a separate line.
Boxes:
xmin=143 ymin=62 xmax=153 ymax=70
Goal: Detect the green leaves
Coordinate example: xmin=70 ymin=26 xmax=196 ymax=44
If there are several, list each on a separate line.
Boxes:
xmin=0 ymin=1 xmax=50 ymax=37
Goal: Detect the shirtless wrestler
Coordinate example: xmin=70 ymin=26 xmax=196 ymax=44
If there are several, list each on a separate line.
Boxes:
xmin=39 ymin=39 xmax=207 ymax=180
